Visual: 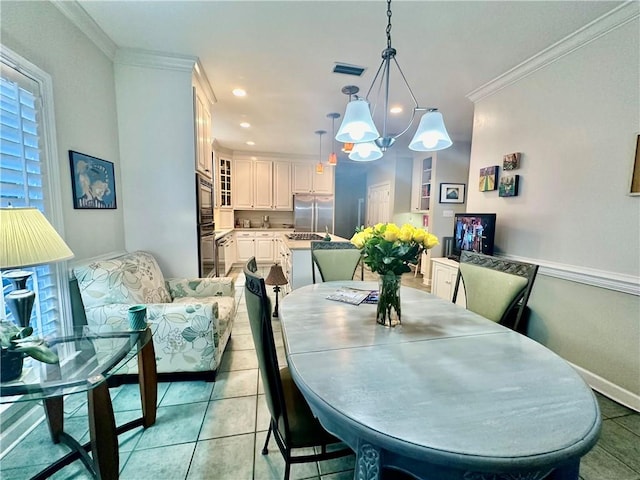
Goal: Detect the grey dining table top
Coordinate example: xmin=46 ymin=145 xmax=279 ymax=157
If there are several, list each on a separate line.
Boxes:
xmin=279 ymin=281 xmax=601 ymax=472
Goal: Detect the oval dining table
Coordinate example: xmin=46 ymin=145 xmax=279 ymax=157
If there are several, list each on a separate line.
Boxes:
xmin=279 ymin=281 xmax=601 ymax=480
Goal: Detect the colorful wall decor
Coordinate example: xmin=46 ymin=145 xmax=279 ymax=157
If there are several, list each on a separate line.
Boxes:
xmin=499 ymin=174 xmax=520 ymax=197
xmin=503 ymin=152 xmax=521 ymax=170
xmin=479 ymin=166 xmax=498 ymax=192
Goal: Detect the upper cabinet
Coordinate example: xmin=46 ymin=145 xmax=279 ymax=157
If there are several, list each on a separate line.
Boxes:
xmin=292 ymin=163 xmax=334 ymax=194
xmin=193 ymin=73 xmax=214 ymax=178
xmin=233 ymin=157 xmax=293 ymax=210
xmin=218 ymin=157 xmax=232 ymax=208
xmin=411 ymin=156 xmax=432 ymax=212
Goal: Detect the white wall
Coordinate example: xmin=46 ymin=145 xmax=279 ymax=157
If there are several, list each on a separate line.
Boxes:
xmin=114 ymin=50 xmax=199 ymax=277
xmin=466 ymin=9 xmax=640 ymax=406
xmin=1 ymin=1 xmax=125 ymax=260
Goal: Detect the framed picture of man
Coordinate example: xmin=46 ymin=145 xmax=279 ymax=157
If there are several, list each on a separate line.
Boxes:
xmin=69 ymin=150 xmax=117 ymax=209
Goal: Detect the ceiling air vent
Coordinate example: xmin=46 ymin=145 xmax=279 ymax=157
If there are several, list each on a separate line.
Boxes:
xmin=333 ymin=63 xmax=366 ymax=77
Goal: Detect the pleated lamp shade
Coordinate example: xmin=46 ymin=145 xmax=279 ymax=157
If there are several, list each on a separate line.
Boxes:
xmin=0 ymin=207 xmax=74 ymax=269
xmin=265 ymin=264 xmax=288 ymax=286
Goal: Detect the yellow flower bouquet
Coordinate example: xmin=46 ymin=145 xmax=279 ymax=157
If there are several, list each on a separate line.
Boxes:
xmin=351 ymin=223 xmax=439 ymax=326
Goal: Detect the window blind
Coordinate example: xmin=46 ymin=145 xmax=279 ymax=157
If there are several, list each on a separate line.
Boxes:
xmin=1 ymin=64 xmax=58 ymax=337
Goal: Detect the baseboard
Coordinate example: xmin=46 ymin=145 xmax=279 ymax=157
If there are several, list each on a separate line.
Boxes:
xmin=570 ymin=362 xmax=640 ymax=412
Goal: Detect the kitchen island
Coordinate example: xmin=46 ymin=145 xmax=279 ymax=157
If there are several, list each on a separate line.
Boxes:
xmin=279 ymin=233 xmax=352 ymax=291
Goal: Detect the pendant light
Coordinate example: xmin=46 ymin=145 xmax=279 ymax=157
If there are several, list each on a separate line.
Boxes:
xmin=335 ymin=0 xmax=452 ymax=153
xmin=341 ymin=143 xmax=354 ymax=154
xmin=327 ymin=112 xmax=340 ymax=166
xmin=348 ymin=141 xmax=383 ymax=162
xmin=315 ymin=130 xmax=325 ymax=174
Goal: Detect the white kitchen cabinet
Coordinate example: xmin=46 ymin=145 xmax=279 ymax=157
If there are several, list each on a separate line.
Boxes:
xmin=224 ymin=236 xmax=235 ymax=275
xmin=193 ymin=76 xmax=213 ymax=178
xmin=233 ymin=158 xmax=254 ymax=209
xmin=235 ymin=231 xmax=255 ymax=262
xmin=273 ymin=161 xmax=293 ymax=210
xmin=431 ymin=258 xmax=465 ymax=306
xmin=232 ymin=158 xmax=274 ymax=209
xmin=292 ymin=163 xmax=334 ymax=194
xmin=235 ymin=231 xmax=276 ymax=263
xmin=254 ymin=160 xmax=273 ymax=209
xmin=255 ymin=232 xmax=275 ymax=262
xmin=411 ymin=156 xmax=432 ymax=212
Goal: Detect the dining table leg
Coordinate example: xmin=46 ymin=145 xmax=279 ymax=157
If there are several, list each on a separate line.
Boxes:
xmin=355 ymin=442 xmax=381 ymax=480
xmin=546 ymin=459 xmax=580 ymax=479
xmin=137 ymin=327 xmax=158 ymax=428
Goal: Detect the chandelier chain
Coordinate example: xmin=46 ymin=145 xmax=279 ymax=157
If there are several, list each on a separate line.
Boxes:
xmin=386 ymin=0 xmax=393 ymax=48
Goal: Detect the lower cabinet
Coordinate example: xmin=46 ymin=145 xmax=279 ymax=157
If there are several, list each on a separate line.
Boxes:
xmin=431 ymin=258 xmax=466 ymax=306
xmin=235 ymin=231 xmax=277 ymax=263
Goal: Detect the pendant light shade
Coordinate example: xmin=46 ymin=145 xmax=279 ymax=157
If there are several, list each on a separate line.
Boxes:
xmin=348 ymin=142 xmax=383 ymax=162
xmin=336 ymin=0 xmax=452 ymax=154
xmin=315 ymin=129 xmax=326 ymax=174
xmin=327 ymin=112 xmax=340 ymax=166
xmin=341 ymin=143 xmax=354 ymax=153
xmin=335 ymin=99 xmax=379 ymax=144
xmin=408 ymin=111 xmax=453 ymax=152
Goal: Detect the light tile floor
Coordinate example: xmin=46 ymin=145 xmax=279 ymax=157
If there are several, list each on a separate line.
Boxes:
xmin=1 ymin=267 xmax=638 ymax=480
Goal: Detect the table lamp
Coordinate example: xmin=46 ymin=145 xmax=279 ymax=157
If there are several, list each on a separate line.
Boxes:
xmin=0 ymin=207 xmax=74 ymax=328
xmin=264 ymin=264 xmax=288 ymax=318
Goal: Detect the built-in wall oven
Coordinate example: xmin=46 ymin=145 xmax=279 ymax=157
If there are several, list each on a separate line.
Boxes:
xmin=197 ymin=174 xmax=215 ymax=277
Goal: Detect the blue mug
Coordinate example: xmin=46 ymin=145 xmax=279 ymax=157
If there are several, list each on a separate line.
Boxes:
xmin=128 ymin=305 xmax=147 ymax=330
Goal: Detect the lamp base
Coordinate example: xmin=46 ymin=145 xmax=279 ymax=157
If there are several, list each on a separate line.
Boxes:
xmin=5 ymin=289 xmax=35 ymax=329
xmin=272 ymin=286 xmax=281 ymax=318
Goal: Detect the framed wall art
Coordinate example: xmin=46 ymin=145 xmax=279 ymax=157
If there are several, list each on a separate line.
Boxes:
xmin=499 ymin=174 xmax=520 ymax=197
xmin=439 ymin=183 xmax=466 ymax=204
xmin=69 ymin=150 xmax=117 ymax=209
xmin=479 ymin=165 xmax=498 ymax=192
xmin=631 ymin=134 xmax=640 ymax=195
xmin=503 ymin=152 xmax=521 ymax=170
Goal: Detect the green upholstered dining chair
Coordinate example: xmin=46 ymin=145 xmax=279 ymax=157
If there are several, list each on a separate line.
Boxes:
xmin=243 ymin=258 xmax=352 ymax=480
xmin=452 ymin=251 xmax=539 ymax=333
xmin=310 ymin=241 xmax=363 ymax=283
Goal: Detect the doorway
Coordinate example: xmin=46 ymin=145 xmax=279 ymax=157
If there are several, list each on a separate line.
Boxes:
xmin=367 ymin=182 xmax=390 ymax=226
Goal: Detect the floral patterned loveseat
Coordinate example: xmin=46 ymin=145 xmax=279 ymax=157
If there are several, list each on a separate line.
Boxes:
xmin=72 ymin=251 xmax=235 ymax=378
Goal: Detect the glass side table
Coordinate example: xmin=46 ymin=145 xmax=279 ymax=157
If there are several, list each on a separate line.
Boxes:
xmin=0 ymin=327 xmax=157 ymax=480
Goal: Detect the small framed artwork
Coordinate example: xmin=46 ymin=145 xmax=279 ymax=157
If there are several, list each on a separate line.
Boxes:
xmin=479 ymin=166 xmax=499 ymax=192
xmin=503 ymin=152 xmax=521 ymax=170
xmin=439 ymin=183 xmax=466 ymax=204
xmin=499 ymin=174 xmax=520 ymax=197
xmin=630 ymin=135 xmax=640 ymax=195
xmin=69 ymin=150 xmax=117 ymax=209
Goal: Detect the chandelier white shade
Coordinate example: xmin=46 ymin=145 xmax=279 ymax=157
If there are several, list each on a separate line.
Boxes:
xmin=335 ymin=0 xmax=452 ymax=156
xmin=335 ymin=99 xmax=379 ymax=144
xmin=0 ymin=207 xmax=74 ymax=268
xmin=408 ymin=111 xmax=453 ymax=152
xmin=348 ymin=142 xmax=383 ymax=162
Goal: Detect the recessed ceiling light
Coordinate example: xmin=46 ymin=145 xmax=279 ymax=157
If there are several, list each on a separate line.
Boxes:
xmin=232 ymin=88 xmax=247 ymax=97
xmin=240 ymin=122 xmax=251 ymax=128
xmin=246 ymin=141 xmax=255 ymax=146
xmin=390 ymin=106 xmax=403 ymax=114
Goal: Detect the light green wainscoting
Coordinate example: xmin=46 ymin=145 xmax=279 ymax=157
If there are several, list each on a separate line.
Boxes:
xmin=527 ymin=274 xmax=639 ymax=410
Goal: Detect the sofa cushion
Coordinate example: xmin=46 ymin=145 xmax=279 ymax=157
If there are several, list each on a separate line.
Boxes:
xmin=74 ymin=251 xmax=172 ymax=308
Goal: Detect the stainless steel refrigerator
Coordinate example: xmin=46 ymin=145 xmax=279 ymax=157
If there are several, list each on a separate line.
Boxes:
xmin=294 ymin=194 xmax=334 ymax=233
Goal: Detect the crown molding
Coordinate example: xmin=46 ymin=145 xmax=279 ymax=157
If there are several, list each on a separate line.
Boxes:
xmin=467 ymin=1 xmax=640 ymax=103
xmin=114 ymin=48 xmax=197 ymax=72
xmin=50 ymin=0 xmax=117 ymax=60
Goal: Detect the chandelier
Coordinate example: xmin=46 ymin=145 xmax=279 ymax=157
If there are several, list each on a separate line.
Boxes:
xmin=335 ymin=0 xmax=452 ymax=154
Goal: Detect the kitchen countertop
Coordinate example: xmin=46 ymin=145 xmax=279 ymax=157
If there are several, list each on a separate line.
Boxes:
xmin=213 ymin=228 xmax=350 ymax=249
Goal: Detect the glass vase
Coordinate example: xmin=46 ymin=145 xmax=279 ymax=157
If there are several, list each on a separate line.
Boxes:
xmin=377 ymin=273 xmax=401 ymax=327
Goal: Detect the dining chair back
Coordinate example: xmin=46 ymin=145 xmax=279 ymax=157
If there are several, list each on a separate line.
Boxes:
xmin=243 ymin=258 xmax=352 ymax=480
xmin=452 ymin=251 xmax=539 ymax=333
xmin=311 ymin=241 xmax=363 ymax=283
